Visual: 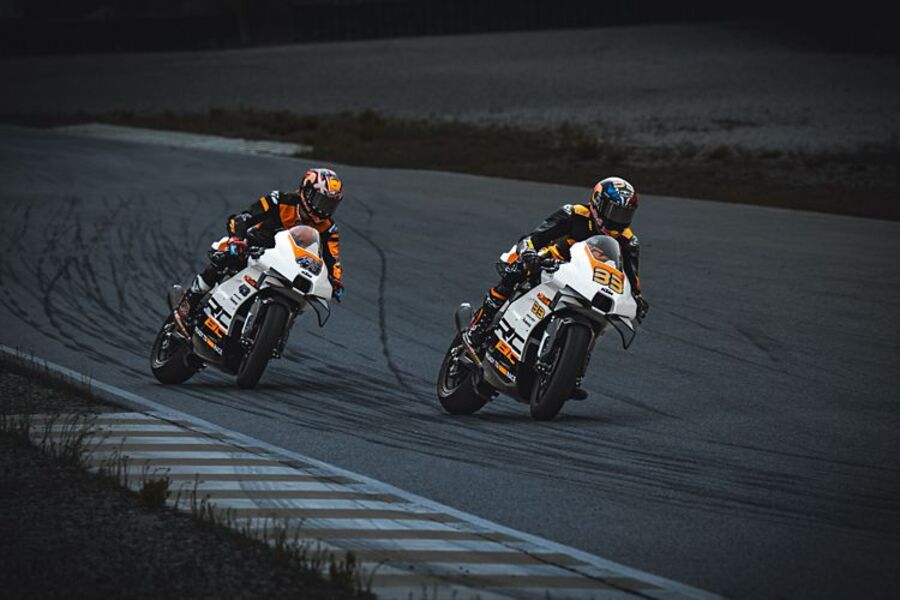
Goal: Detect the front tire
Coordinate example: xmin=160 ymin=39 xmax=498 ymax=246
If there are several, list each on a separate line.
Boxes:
xmin=150 ymin=316 xmax=202 ymax=384
xmin=437 ymin=335 xmax=488 ymax=415
xmin=236 ymin=303 xmax=289 ymax=389
xmin=529 ymin=325 xmax=591 ymax=421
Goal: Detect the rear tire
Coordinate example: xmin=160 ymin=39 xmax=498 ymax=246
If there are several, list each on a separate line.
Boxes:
xmin=236 ymin=303 xmax=289 ymax=389
xmin=529 ymin=325 xmax=591 ymax=421
xmin=437 ymin=335 xmax=488 ymax=415
xmin=150 ymin=316 xmax=202 ymax=385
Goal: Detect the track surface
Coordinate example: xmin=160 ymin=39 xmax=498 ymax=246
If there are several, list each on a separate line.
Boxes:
xmin=2 ymin=127 xmax=899 ymax=598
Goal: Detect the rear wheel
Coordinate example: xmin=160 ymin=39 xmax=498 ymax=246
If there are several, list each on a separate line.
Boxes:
xmin=529 ymin=325 xmax=591 ymax=421
xmin=236 ymin=303 xmax=289 ymax=389
xmin=437 ymin=335 xmax=489 ymax=415
xmin=150 ymin=316 xmax=202 ymax=384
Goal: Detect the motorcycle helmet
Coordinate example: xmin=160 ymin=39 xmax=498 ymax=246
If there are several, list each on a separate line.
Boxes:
xmin=590 ymin=176 xmax=638 ymax=230
xmin=299 ymin=168 xmax=343 ymax=219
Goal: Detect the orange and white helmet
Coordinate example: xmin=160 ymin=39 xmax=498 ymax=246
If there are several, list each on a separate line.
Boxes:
xmin=298 ymin=168 xmax=343 ymax=219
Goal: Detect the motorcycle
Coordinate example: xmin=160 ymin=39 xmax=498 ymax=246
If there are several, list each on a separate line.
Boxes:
xmin=437 ymin=235 xmax=639 ymax=420
xmin=150 ymin=225 xmax=332 ymax=389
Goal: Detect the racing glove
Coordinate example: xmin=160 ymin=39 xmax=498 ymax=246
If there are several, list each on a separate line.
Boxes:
xmin=540 ymin=257 xmax=560 ymax=272
xmin=634 ymin=293 xmax=649 ymax=323
xmin=330 ymin=277 xmax=344 ymax=302
xmin=227 ymin=238 xmax=248 ymax=256
xmin=519 ymin=249 xmax=540 ymax=268
xmin=227 ymin=212 xmax=253 ymax=238
xmin=516 ymin=237 xmax=539 ymax=265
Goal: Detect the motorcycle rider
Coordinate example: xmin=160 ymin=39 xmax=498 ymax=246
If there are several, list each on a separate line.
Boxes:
xmin=464 ymin=176 xmax=649 ymax=397
xmin=174 ymin=167 xmax=345 ymax=331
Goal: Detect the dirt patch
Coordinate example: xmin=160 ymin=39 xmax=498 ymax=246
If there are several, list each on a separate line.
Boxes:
xmin=0 ymin=362 xmax=373 ymax=600
xmin=8 ymin=109 xmax=897 ymax=220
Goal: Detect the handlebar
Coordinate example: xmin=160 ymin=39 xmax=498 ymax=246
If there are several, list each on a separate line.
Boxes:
xmin=539 ymin=257 xmax=560 ymax=272
xmin=226 ymin=237 xmax=265 ymax=259
xmin=520 ymin=251 xmax=559 ymax=270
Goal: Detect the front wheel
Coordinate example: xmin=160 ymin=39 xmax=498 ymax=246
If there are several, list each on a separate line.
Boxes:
xmin=150 ymin=316 xmax=202 ymax=384
xmin=437 ymin=335 xmax=488 ymax=415
xmin=236 ymin=303 xmax=289 ymax=389
xmin=529 ymin=325 xmax=592 ymax=421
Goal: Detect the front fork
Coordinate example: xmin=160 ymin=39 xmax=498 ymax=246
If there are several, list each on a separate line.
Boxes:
xmin=240 ymin=298 xmax=299 ymax=360
xmin=536 ymin=318 xmax=597 ymax=379
xmin=272 ymin=310 xmax=298 ymax=359
xmin=575 ymin=334 xmax=598 ymax=389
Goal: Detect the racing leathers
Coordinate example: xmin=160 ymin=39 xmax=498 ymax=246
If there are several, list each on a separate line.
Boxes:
xmin=178 ymin=190 xmax=343 ymax=326
xmin=468 ymin=202 xmax=646 ymax=348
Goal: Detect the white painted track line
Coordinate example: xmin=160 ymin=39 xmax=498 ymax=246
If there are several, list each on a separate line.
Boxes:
xmin=54 ymin=123 xmax=312 ymax=157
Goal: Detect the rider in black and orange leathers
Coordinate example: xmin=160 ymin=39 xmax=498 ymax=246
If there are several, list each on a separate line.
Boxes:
xmin=175 ymin=168 xmax=344 ymax=329
xmin=465 ymin=177 xmax=649 ymax=377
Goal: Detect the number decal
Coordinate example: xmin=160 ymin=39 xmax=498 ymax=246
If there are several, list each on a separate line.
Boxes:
xmin=494 ymin=339 xmax=518 ymax=363
xmin=593 ymin=268 xmax=624 ymax=293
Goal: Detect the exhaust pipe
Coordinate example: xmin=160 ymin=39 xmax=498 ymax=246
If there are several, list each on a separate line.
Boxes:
xmin=454 ymin=303 xmax=473 ymax=334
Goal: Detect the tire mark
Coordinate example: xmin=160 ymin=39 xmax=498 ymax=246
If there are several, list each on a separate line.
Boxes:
xmin=343 ymin=199 xmax=419 ymax=399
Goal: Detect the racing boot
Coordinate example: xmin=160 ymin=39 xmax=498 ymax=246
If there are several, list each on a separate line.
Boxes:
xmin=463 ymin=289 xmax=506 ymax=351
xmin=569 ymin=385 xmax=588 ymax=400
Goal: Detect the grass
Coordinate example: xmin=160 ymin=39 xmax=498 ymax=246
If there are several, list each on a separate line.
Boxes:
xmin=105 ymin=108 xmax=644 ymax=181
xmin=7 ymin=107 xmax=897 ymax=220
xmin=0 ymin=409 xmax=98 ymax=470
xmin=137 ymin=470 xmax=171 ymax=510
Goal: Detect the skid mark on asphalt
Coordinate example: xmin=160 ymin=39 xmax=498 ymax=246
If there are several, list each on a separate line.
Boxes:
xmin=732 ymin=324 xmax=785 ymax=364
xmin=343 ymin=198 xmax=419 ymax=398
xmin=1 ymin=180 xmax=224 ymax=373
xmin=31 ymin=410 xmax=713 ymax=600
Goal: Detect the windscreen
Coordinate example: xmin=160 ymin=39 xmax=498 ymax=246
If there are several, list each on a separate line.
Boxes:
xmin=585 ymin=235 xmax=622 ymax=270
xmin=288 ymin=225 xmax=321 ymax=255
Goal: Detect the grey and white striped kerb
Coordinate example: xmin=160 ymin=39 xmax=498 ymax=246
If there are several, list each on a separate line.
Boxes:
xmin=6 ymin=348 xmax=716 ymax=600
xmin=34 ymin=412 xmax=714 ymax=600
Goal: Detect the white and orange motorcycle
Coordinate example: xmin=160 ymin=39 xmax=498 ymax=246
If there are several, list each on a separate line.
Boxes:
xmin=438 ymin=235 xmax=639 ymax=420
xmin=151 ymin=225 xmax=332 ymax=389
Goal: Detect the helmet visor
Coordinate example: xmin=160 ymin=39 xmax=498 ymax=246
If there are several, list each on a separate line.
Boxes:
xmin=601 ymin=201 xmax=635 ymax=227
xmin=307 ymin=190 xmax=341 ymax=218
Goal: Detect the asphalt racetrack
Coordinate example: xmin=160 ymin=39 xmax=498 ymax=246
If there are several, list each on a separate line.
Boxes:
xmin=2 ymin=126 xmax=899 ymax=599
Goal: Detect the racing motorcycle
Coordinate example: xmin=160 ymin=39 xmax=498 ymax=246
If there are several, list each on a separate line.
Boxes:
xmin=437 ymin=235 xmax=639 ymax=421
xmin=150 ymin=225 xmax=332 ymax=389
